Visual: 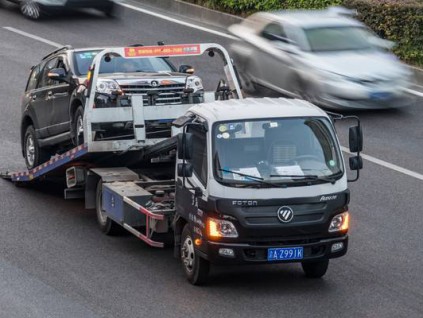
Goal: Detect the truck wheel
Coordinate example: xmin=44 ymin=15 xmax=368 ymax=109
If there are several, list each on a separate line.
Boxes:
xmin=73 ymin=106 xmax=84 ymax=146
xmin=181 ymin=224 xmax=209 ymax=285
xmin=301 ymin=260 xmax=329 ymax=278
xmin=24 ymin=125 xmax=51 ymax=169
xmin=96 ymin=180 xmax=121 ymax=235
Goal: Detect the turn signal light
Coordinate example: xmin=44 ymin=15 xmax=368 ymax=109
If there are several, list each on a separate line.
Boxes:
xmin=329 ymin=212 xmax=349 ymax=233
xmin=207 ymin=217 xmax=238 ymax=238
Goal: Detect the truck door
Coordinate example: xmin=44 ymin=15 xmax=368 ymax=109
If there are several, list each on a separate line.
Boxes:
xmin=176 ymin=123 xmax=208 ymax=226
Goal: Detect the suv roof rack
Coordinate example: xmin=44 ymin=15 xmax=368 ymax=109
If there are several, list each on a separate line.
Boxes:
xmin=42 ymin=45 xmax=73 ymax=61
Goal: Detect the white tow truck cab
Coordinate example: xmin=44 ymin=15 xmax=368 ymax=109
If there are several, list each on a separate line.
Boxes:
xmin=173 ymin=97 xmax=362 ymax=284
xmin=3 ymin=43 xmax=363 ymax=285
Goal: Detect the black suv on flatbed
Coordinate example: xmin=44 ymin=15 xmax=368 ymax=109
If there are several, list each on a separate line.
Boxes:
xmin=21 ymin=45 xmax=204 ymax=169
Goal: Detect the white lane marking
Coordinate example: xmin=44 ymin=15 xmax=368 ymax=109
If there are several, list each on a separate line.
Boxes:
xmin=405 ymin=88 xmax=423 ymax=97
xmin=412 ymin=83 xmax=423 ymax=89
xmin=3 ymin=26 xmax=62 ymax=48
xmin=119 ymin=2 xmax=237 ymax=40
xmin=341 ymin=147 xmax=423 ymax=181
xmin=2 ymin=25 xmax=422 ymax=181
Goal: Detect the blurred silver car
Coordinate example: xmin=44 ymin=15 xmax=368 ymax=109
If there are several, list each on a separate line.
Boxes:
xmin=3 ymin=0 xmax=116 ymax=19
xmin=229 ymin=7 xmax=415 ymax=110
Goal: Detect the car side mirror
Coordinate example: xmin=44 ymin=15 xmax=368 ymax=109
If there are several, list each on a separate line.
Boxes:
xmin=349 ymin=125 xmax=363 ymax=153
xmin=349 ymin=156 xmax=363 ymax=170
xmin=48 ymin=68 xmax=68 ymax=83
xmin=179 ymin=65 xmax=195 ymax=74
xmin=177 ymin=163 xmax=193 ymax=178
xmin=177 ymin=132 xmax=194 ymax=160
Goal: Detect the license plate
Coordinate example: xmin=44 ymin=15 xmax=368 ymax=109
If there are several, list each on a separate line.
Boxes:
xmin=369 ymin=92 xmax=392 ymax=100
xmin=267 ymin=247 xmax=304 ymax=261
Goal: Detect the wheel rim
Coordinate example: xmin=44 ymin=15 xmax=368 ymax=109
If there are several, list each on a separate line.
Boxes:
xmin=26 ymin=134 xmax=35 ymax=168
xmin=181 ymin=235 xmax=195 ymax=273
xmin=21 ymin=1 xmax=40 ymax=19
xmin=76 ymin=115 xmax=84 ymax=145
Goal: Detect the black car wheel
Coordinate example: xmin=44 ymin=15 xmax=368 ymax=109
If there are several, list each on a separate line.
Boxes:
xmin=181 ymin=224 xmax=210 ymax=285
xmin=301 ymin=260 xmax=329 ymax=278
xmin=102 ymin=2 xmax=116 ymax=17
xmin=23 ymin=125 xmax=51 ymax=169
xmin=20 ymin=0 xmax=42 ymax=20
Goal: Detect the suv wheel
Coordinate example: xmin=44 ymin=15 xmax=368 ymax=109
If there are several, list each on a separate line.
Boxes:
xmin=73 ymin=106 xmax=84 ymax=146
xmin=20 ymin=0 xmax=42 ymax=20
xmin=24 ymin=125 xmax=51 ymax=169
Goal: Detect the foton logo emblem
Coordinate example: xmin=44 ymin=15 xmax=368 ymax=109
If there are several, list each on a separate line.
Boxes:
xmin=320 ymin=195 xmax=338 ymax=201
xmin=232 ymin=201 xmax=258 ymax=206
xmin=277 ymin=206 xmax=294 ymax=223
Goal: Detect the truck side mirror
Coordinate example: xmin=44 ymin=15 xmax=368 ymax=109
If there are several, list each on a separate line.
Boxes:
xmin=177 ymin=163 xmax=193 ymax=178
xmin=349 ymin=156 xmax=363 ymax=170
xmin=349 ymin=126 xmax=363 ymax=153
xmin=177 ymin=133 xmax=194 ymax=160
xmin=179 ymin=65 xmax=195 ymax=74
xmin=48 ymin=68 xmax=68 ymax=83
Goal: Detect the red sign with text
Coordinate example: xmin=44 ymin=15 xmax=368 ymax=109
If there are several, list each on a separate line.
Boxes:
xmin=124 ymin=44 xmax=201 ymax=58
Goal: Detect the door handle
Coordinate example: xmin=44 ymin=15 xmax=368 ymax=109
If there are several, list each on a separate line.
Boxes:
xmin=46 ymin=91 xmax=53 ymax=100
xmin=31 ymin=95 xmax=37 ymax=101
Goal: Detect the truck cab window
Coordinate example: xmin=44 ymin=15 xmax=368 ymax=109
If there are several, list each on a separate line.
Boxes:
xmin=187 ymin=125 xmax=208 ymax=186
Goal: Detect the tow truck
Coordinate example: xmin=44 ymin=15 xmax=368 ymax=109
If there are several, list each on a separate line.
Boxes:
xmin=1 ymin=43 xmax=363 ymax=285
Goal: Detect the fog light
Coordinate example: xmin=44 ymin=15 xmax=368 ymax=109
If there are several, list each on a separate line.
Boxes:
xmin=331 ymin=242 xmax=344 ymax=253
xmin=219 ymin=248 xmax=235 ymax=258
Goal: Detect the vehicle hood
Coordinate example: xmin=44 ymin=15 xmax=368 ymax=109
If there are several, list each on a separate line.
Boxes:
xmin=304 ymin=50 xmax=410 ymax=80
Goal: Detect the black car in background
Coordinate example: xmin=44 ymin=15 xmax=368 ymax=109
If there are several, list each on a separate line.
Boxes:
xmin=3 ymin=0 xmax=116 ymax=19
xmin=20 ymin=45 xmax=203 ymax=169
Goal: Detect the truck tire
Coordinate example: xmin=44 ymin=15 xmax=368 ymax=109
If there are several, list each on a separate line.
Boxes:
xmin=96 ymin=180 xmax=121 ymax=235
xmin=181 ymin=224 xmax=209 ymax=285
xmin=23 ymin=125 xmax=51 ymax=169
xmin=73 ymin=106 xmax=84 ymax=146
xmin=301 ymin=260 xmax=329 ymax=278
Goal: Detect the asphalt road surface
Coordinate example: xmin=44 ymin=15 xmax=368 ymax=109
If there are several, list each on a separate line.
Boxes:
xmin=0 ymin=2 xmax=422 ymax=317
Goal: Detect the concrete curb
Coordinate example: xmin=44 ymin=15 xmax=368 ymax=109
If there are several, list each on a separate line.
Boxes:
xmin=130 ymin=0 xmax=243 ymax=28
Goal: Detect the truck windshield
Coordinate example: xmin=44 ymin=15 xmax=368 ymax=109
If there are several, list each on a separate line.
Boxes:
xmin=213 ymin=117 xmax=343 ymax=186
xmin=74 ymin=50 xmax=175 ymax=76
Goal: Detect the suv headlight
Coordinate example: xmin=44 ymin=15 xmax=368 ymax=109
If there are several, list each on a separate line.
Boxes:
xmin=208 ymin=217 xmax=238 ymax=238
xmin=185 ymin=76 xmax=203 ymax=93
xmin=328 ymin=212 xmax=349 ymax=233
xmin=96 ymin=79 xmax=121 ymax=95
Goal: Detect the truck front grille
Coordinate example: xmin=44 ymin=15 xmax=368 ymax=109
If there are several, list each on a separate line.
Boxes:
xmin=119 ymin=84 xmax=185 ymax=105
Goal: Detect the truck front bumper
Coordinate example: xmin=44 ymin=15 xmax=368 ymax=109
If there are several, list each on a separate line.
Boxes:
xmin=201 ymin=235 xmax=348 ymax=265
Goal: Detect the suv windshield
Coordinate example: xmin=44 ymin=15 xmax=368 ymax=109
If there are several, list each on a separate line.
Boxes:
xmin=304 ymin=26 xmax=373 ymax=52
xmin=74 ymin=50 xmax=175 ymax=76
xmin=213 ymin=117 xmax=343 ymax=186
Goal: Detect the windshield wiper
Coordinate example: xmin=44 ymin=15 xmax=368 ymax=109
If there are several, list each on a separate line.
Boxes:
xmin=270 ymin=174 xmax=338 ymax=184
xmin=219 ymin=169 xmax=283 ymax=188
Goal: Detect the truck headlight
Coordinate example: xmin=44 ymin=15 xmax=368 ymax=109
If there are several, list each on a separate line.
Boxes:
xmin=185 ymin=76 xmax=203 ymax=93
xmin=328 ymin=212 xmax=349 ymax=233
xmin=208 ymin=217 xmax=238 ymax=238
xmin=96 ymin=79 xmax=121 ymax=95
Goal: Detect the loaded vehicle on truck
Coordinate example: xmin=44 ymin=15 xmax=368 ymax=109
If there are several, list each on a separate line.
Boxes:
xmin=21 ymin=43 xmax=204 ymax=169
xmin=3 ymin=43 xmax=363 ymax=285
